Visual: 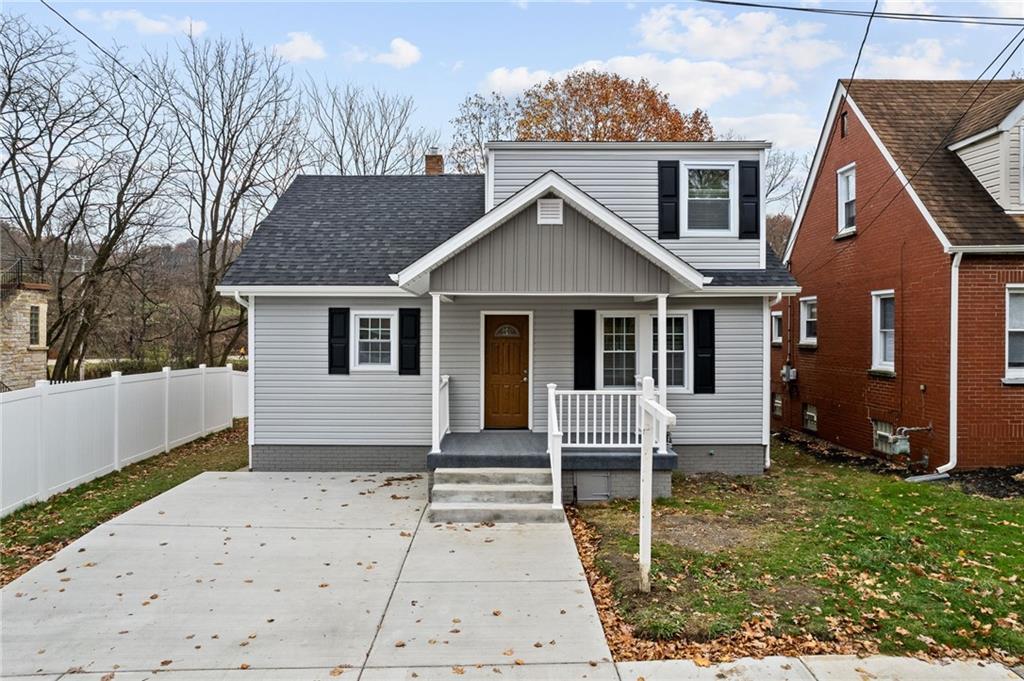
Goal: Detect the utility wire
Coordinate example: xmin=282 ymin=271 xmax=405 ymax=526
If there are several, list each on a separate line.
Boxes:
xmin=38 ymin=0 xmax=163 ymax=98
xmin=697 ymin=0 xmax=1024 ymax=27
xmin=792 ymin=26 xmax=1024 ymax=281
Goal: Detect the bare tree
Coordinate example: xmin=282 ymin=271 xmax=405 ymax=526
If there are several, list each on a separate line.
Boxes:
xmin=448 ymin=92 xmax=516 ymax=173
xmin=154 ymin=35 xmax=304 ymax=366
xmin=306 ymin=81 xmax=439 ymax=175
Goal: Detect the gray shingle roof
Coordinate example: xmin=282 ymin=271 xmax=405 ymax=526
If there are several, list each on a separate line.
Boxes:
xmin=702 ymin=250 xmax=797 ymax=288
xmin=221 ymin=172 xmax=795 ymax=289
xmin=221 ymin=174 xmax=486 ymax=286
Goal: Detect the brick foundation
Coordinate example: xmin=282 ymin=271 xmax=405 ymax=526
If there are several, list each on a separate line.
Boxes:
xmin=251 ymin=444 xmax=429 ymax=471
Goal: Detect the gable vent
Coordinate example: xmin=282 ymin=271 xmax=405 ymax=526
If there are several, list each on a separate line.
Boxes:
xmin=537 ymin=198 xmax=563 ymax=225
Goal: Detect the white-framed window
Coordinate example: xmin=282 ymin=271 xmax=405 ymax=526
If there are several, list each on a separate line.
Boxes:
xmin=1007 ymin=285 xmax=1024 ymax=379
xmin=652 ymin=313 xmax=691 ymax=389
xmin=837 ymin=162 xmax=856 ymax=233
xmin=683 ymin=163 xmax=737 ymax=235
xmin=771 ymin=310 xmax=783 ymax=345
xmin=871 ymin=290 xmax=895 ymax=372
xmin=351 ymin=310 xmax=397 ymax=371
xmin=28 ymin=303 xmax=46 ymax=348
xmin=773 ymin=393 xmax=783 ymax=417
xmin=599 ymin=314 xmax=637 ymax=388
xmin=802 ymin=403 xmax=818 ymax=431
xmin=799 ymin=296 xmax=818 ymax=345
xmin=872 ymin=420 xmax=894 ymax=454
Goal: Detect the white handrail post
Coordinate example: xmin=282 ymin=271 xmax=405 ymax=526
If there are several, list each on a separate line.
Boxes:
xmin=35 ymin=379 xmax=50 ymax=502
xmin=657 ymin=294 xmax=668 ymax=454
xmin=547 ymin=383 xmax=557 ymax=453
xmin=547 ymin=383 xmax=562 ymax=509
xmin=111 ymin=371 xmax=122 ymax=471
xmin=430 ymin=294 xmax=441 ymax=453
xmin=163 ymin=366 xmax=171 ymax=453
xmin=199 ymin=363 xmax=207 ymax=436
xmin=639 ymin=376 xmax=655 ymax=593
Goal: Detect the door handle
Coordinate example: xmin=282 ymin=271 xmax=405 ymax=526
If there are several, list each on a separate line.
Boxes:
xmin=522 ymin=368 xmax=528 ymax=382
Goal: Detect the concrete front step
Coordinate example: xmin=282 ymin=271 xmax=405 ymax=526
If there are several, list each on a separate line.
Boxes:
xmin=433 ymin=467 xmax=552 ymax=486
xmin=428 ymin=502 xmax=565 ymax=524
xmin=431 ymin=482 xmax=553 ymax=504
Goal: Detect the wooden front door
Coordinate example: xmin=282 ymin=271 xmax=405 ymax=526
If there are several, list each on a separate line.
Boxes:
xmin=484 ymin=315 xmax=530 ymax=429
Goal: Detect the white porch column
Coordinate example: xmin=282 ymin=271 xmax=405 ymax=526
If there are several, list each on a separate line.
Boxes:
xmin=657 ymin=294 xmax=668 ymax=454
xmin=431 ymin=293 xmax=442 ymax=454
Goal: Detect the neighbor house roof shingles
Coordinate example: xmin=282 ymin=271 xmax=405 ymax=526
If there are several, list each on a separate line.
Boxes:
xmin=842 ymin=79 xmax=1024 ymax=246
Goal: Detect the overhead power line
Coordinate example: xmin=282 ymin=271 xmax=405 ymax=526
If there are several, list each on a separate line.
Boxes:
xmin=792 ymin=26 xmax=1024 ymax=281
xmin=697 ymin=0 xmax=1024 ymax=27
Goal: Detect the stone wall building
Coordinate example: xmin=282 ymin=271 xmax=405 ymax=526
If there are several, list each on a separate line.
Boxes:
xmin=1 ymin=283 xmax=50 ymax=390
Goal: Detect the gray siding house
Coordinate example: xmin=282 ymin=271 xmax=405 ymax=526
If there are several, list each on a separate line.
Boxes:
xmin=218 ymin=142 xmax=799 ymax=512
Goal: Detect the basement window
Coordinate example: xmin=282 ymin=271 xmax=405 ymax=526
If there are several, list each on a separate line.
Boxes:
xmin=802 ymin=404 xmax=818 ymax=432
xmin=872 ymin=420 xmax=894 ymax=454
xmin=773 ymin=393 xmax=783 ymax=417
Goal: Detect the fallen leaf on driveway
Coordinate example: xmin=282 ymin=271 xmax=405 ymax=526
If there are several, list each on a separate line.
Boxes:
xmin=330 ymin=666 xmax=345 ymax=676
xmin=395 ymin=640 xmax=406 ymax=647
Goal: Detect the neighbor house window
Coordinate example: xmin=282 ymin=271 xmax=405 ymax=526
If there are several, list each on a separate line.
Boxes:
xmin=802 ymin=404 xmax=818 ymax=431
xmin=685 ymin=166 xmax=733 ymax=233
xmin=773 ymin=393 xmax=783 ymax=417
xmin=29 ymin=305 xmax=41 ymax=346
xmin=800 ymin=297 xmax=818 ymax=345
xmin=840 ymin=111 xmax=849 ymax=138
xmin=873 ymin=420 xmax=894 ymax=454
xmin=1008 ymin=286 xmax=1024 ymax=379
xmin=652 ymin=315 xmax=688 ymax=389
xmin=352 ymin=311 xmax=397 ymax=370
xmin=837 ymin=163 xmax=856 ymax=232
xmin=601 ymin=315 xmax=636 ymax=388
xmin=872 ymin=291 xmax=895 ymax=372
xmin=771 ymin=311 xmax=783 ymax=345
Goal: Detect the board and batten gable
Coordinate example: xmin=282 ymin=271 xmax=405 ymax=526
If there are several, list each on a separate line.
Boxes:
xmin=253 ymin=294 xmax=765 ymax=448
xmin=430 ymin=200 xmax=672 ymax=294
xmin=489 ymin=146 xmax=763 ymax=270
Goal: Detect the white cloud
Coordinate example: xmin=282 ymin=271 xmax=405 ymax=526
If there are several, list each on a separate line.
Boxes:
xmin=451 ymin=60 xmax=465 ymax=73
xmin=879 ymin=0 xmax=935 ymax=14
xmin=484 ymin=54 xmax=794 ymax=109
xmin=635 ymin=5 xmax=842 ymax=71
xmin=980 ymin=0 xmax=1023 ymax=18
xmin=272 ymin=32 xmax=326 ymax=63
xmin=343 ymin=45 xmax=369 ymax=64
xmin=863 ymin=39 xmax=965 ymax=79
xmin=74 ymin=8 xmax=206 ymax=36
xmin=372 ymin=38 xmax=421 ymax=69
xmin=718 ymin=112 xmax=819 ymax=150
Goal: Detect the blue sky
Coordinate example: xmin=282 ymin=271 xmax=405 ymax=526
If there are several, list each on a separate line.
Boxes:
xmin=9 ymin=0 xmax=1024 ymax=154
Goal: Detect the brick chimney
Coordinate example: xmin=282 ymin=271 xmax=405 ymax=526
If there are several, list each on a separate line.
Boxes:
xmin=425 ymin=147 xmax=444 ymax=175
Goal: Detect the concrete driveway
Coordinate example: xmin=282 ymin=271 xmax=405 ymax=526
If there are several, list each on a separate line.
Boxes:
xmin=1 ymin=472 xmax=613 ymax=680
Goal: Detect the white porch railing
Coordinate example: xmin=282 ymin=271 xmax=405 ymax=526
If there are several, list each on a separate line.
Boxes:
xmin=438 ymin=374 xmax=451 ymax=441
xmin=549 ymin=376 xmax=666 ymax=452
xmin=546 ymin=383 xmax=563 ymax=509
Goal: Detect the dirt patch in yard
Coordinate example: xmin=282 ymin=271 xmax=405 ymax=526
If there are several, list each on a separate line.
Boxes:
xmin=654 ymin=514 xmax=765 ymax=553
xmin=950 ymin=467 xmax=1024 ymax=500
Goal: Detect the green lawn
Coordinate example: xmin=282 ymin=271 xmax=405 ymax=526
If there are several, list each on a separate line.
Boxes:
xmin=576 ymin=438 xmax=1024 ymax=659
xmin=1 ymin=420 xmax=248 ymax=586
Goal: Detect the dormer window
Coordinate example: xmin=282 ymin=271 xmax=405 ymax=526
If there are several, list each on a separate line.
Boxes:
xmin=683 ymin=164 xmax=736 ymax=235
xmin=837 ymin=163 xmax=856 ymax=234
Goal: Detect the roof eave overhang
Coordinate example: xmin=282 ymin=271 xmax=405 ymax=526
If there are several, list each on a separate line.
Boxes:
xmin=947 ymin=244 xmax=1024 ymax=254
xmin=215 ymin=284 xmax=416 ymax=297
xmin=393 ymin=170 xmax=705 ymax=293
xmin=486 ymin=141 xmax=772 ymax=151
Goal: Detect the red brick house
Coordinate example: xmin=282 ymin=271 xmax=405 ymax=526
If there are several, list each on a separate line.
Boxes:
xmin=772 ymin=80 xmax=1024 ymax=472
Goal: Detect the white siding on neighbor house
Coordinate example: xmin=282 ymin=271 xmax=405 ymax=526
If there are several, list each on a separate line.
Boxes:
xmin=956 ymin=134 xmax=1003 ymax=205
xmin=430 ymin=201 xmax=671 ymax=294
xmin=253 ymin=295 xmax=765 ymax=447
xmin=490 ymin=148 xmax=762 ymax=269
xmin=1010 ymin=123 xmax=1022 ymax=208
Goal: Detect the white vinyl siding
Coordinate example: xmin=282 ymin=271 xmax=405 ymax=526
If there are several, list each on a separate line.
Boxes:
xmin=253 ymin=295 xmax=766 ymax=447
xmin=956 ymin=134 xmax=1003 ymax=205
xmin=1012 ymin=123 xmax=1022 ymax=209
xmin=491 ymin=148 xmax=761 ymax=269
xmin=872 ymin=291 xmax=895 ymax=372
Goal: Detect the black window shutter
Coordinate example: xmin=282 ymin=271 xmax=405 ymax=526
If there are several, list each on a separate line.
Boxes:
xmin=658 ymin=160 xmax=680 ymax=240
xmin=398 ymin=308 xmax=421 ymax=375
xmin=693 ymin=309 xmax=715 ymax=394
xmin=573 ymin=309 xmax=596 ymax=390
xmin=738 ymin=160 xmax=760 ymax=240
xmin=328 ymin=308 xmax=349 ymax=375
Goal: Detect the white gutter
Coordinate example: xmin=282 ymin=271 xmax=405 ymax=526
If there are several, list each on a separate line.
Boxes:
xmin=233 ymin=291 xmax=249 ymax=309
xmin=938 ymin=251 xmax=963 ymax=475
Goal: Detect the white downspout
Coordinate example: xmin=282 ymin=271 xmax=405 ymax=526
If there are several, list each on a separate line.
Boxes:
xmin=938 ymin=252 xmax=962 ymax=474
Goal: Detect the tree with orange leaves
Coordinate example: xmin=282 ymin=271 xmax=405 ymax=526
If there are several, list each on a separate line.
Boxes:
xmin=516 ymin=70 xmax=713 ymax=143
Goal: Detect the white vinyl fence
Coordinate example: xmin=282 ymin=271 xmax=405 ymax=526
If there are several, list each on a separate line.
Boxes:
xmin=1 ymin=365 xmax=249 ymax=517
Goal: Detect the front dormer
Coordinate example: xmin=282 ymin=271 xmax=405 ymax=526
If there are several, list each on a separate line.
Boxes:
xmin=948 ymin=95 xmax=1024 ymax=213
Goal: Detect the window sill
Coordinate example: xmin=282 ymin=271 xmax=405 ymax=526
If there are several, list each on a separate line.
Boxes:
xmin=27 ymin=345 xmax=48 ymax=351
xmin=868 ymin=368 xmax=896 ymax=378
xmin=1002 ymin=376 xmax=1024 ymax=385
xmin=771 ymin=341 xmax=782 ymax=347
xmin=834 ymin=227 xmax=857 ymax=240
xmin=798 ymin=341 xmax=817 ymax=350
xmin=351 ymin=365 xmax=398 ymax=373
